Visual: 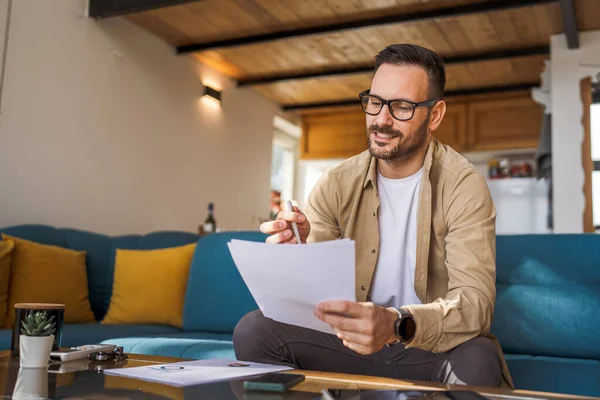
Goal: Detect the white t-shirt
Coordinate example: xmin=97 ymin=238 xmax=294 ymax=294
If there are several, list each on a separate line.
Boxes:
xmin=369 ymin=168 xmax=423 ymax=309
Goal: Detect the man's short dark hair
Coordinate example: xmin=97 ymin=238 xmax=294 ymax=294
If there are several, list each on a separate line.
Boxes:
xmin=374 ymin=44 xmax=446 ymax=99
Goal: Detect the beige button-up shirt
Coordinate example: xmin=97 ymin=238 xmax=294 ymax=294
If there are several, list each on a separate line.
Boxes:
xmin=304 ymin=137 xmax=513 ymax=387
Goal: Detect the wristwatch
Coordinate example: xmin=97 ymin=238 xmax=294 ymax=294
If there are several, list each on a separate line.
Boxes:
xmin=389 ymin=307 xmax=415 ymax=345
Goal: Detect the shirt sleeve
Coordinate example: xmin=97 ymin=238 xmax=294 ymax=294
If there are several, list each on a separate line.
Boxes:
xmin=304 ymin=173 xmax=341 ymax=243
xmin=402 ymin=168 xmax=496 ymax=352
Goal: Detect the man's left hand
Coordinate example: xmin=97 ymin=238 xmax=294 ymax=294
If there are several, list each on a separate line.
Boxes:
xmin=314 ymin=301 xmax=398 ymax=355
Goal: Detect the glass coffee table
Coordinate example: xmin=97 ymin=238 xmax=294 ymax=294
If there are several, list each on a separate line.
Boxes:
xmin=0 ymin=351 xmax=593 ymax=399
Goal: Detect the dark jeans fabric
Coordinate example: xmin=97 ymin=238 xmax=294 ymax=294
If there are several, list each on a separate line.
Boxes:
xmin=233 ymin=310 xmax=503 ymax=387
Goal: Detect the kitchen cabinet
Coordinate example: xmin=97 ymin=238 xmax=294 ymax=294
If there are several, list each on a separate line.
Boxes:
xmin=299 ymin=92 xmax=543 ymax=159
xmin=466 ymin=95 xmax=543 ymax=151
xmin=300 ymin=109 xmax=367 ymax=159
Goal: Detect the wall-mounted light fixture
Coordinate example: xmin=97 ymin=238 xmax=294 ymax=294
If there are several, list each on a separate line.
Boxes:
xmin=203 ymin=85 xmax=221 ymax=103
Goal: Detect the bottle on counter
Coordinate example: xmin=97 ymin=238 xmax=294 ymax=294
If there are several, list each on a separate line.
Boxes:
xmin=488 ymin=159 xmax=499 ymax=179
xmin=201 ymin=202 xmax=216 ymax=235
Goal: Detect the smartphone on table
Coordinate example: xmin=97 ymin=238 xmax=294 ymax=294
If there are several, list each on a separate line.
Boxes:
xmin=243 ymin=372 xmax=305 ymax=392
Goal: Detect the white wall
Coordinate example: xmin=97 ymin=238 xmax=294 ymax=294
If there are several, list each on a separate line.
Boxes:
xmin=551 ymin=31 xmax=600 ymax=232
xmin=0 ymin=0 xmax=279 ymax=235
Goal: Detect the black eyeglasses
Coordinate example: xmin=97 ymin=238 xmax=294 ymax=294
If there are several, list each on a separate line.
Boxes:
xmin=359 ymin=90 xmax=439 ymax=121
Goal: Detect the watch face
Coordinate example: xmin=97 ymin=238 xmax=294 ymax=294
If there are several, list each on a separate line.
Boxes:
xmin=394 ymin=316 xmax=403 ymax=338
xmin=395 ymin=310 xmax=413 ymax=340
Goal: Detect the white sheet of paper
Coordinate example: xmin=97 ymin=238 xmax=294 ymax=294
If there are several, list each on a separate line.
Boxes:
xmin=227 ymin=239 xmax=356 ymax=334
xmin=103 ymin=358 xmax=292 ymax=387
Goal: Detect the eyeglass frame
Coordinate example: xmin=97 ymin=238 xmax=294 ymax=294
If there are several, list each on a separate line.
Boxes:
xmin=358 ymin=90 xmax=440 ymax=121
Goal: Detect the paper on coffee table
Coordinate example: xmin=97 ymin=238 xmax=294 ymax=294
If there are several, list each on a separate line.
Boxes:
xmin=103 ymin=358 xmax=292 ymax=387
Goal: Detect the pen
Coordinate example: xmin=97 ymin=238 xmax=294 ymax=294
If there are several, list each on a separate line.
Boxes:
xmin=285 ymin=200 xmax=302 ymax=244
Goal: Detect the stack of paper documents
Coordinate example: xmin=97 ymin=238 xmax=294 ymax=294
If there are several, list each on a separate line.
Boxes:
xmin=103 ymin=358 xmax=292 ymax=387
xmin=227 ymin=239 xmax=356 ymax=334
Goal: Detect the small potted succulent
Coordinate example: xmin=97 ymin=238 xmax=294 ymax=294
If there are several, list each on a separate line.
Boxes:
xmin=19 ymin=310 xmax=56 ymax=368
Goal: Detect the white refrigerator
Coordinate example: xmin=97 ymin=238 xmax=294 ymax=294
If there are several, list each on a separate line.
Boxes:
xmin=486 ymin=178 xmax=551 ymax=234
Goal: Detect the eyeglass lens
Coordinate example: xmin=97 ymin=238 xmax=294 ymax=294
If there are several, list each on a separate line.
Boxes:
xmin=361 ymin=95 xmax=414 ymax=120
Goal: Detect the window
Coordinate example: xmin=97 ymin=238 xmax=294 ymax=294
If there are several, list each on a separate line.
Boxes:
xmin=270 ymin=128 xmax=298 ymax=219
xmin=295 ymin=159 xmax=345 ymax=210
xmin=591 ymin=100 xmax=600 ymax=227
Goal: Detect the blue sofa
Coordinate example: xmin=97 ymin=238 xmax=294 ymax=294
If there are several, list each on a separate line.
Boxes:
xmin=492 ymin=235 xmax=600 ymax=397
xmin=1 ymin=225 xmax=598 ymax=397
xmin=0 ymin=224 xmax=265 ymax=360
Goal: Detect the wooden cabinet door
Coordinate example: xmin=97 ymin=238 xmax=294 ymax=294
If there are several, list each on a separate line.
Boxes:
xmin=433 ymin=103 xmax=467 ymax=152
xmin=467 ymin=96 xmax=543 ymax=151
xmin=299 ymin=93 xmax=543 ymax=159
xmin=301 ymin=110 xmax=367 ymax=159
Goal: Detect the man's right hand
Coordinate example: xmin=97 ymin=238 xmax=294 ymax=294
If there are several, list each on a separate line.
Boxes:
xmin=259 ymin=206 xmax=311 ymax=244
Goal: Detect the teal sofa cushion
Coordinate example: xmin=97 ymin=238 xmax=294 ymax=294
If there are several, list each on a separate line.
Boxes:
xmin=182 ymin=232 xmax=266 ymax=333
xmin=493 ymin=235 xmax=600 ymax=360
xmin=0 ymin=225 xmax=199 ymax=320
xmin=0 ymin=329 xmax=11 ymax=350
xmin=505 ymin=354 xmax=600 ymax=397
xmin=61 ymin=323 xmax=181 ymax=347
xmin=0 ymin=324 xmax=181 ymax=351
xmin=0 ymin=224 xmax=68 ymax=247
xmin=61 ymin=229 xmax=113 ymax=320
xmin=101 ymin=332 xmax=234 ymax=360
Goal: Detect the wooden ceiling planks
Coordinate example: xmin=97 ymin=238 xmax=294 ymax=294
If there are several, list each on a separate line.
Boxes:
xmin=126 ymin=9 xmax=189 ymax=45
xmin=250 ymin=54 xmax=547 ymax=105
xmin=577 ymin=0 xmax=600 ymax=31
xmin=181 ymin=2 xmax=559 ymax=81
xmin=253 ymin=73 xmax=371 ymax=104
xmin=127 ymin=0 xmax=494 ymax=47
xmin=122 ymin=0 xmax=587 ymax=108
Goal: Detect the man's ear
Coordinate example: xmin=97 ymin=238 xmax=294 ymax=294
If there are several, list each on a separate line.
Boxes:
xmin=428 ymin=100 xmax=447 ymax=132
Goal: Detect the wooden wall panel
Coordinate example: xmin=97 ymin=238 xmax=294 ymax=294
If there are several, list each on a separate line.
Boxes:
xmin=467 ymin=95 xmax=543 ymax=151
xmin=580 ymin=77 xmax=594 ymax=233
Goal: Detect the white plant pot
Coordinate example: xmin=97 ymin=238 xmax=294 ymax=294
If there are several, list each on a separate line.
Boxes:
xmin=19 ymin=335 xmax=54 ymax=368
xmin=12 ymin=367 xmax=48 ymax=400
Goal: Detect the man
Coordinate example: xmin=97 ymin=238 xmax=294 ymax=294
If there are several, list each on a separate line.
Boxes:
xmin=234 ymin=44 xmax=511 ymax=388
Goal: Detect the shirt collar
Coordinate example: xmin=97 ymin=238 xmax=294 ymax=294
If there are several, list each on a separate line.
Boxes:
xmin=363 ymin=137 xmax=437 ymax=189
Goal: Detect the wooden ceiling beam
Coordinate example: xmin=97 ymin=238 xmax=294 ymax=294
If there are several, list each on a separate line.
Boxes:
xmin=558 ymin=0 xmax=580 ymax=49
xmin=237 ymin=46 xmax=550 ymax=87
xmin=88 ymin=0 xmax=202 ymax=19
xmin=281 ymin=82 xmax=540 ymax=112
xmin=176 ymin=0 xmax=557 ymax=54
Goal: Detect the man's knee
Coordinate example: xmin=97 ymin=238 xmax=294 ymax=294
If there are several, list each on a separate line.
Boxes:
xmin=233 ymin=310 xmax=269 ymax=360
xmin=446 ymin=337 xmax=502 ymax=387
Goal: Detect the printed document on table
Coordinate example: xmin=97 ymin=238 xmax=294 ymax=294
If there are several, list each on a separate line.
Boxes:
xmin=227 ymin=239 xmax=356 ymax=334
xmin=103 ymin=358 xmax=292 ymax=387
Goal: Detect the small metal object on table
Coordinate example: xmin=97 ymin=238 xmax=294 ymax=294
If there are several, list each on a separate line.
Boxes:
xmin=89 ymin=346 xmax=128 ymax=362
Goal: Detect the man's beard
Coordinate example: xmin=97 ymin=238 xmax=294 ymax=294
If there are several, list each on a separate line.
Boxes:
xmin=367 ymin=115 xmax=430 ymax=166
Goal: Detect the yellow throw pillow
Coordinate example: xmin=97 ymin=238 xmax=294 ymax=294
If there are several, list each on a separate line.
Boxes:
xmin=102 ymin=243 xmax=196 ymax=328
xmin=0 ymin=239 xmax=15 ymax=328
xmin=2 ymin=234 xmax=95 ymax=326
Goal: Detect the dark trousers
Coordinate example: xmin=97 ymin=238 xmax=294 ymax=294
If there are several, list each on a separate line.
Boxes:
xmin=233 ymin=310 xmax=503 ymax=387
